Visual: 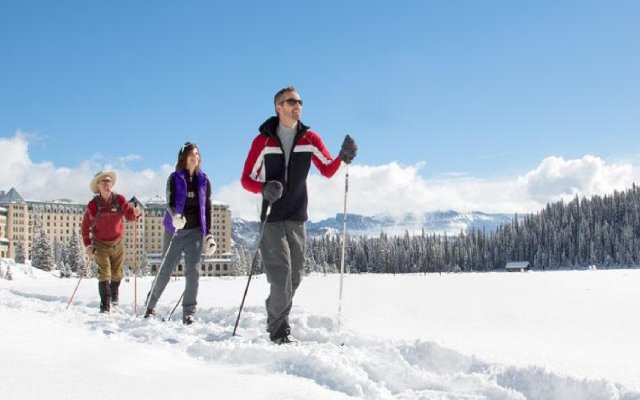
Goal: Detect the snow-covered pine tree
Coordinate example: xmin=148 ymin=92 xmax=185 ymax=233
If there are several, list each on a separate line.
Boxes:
xmin=30 ymin=217 xmax=43 ymax=266
xmin=139 ymin=252 xmax=150 ymax=276
xmin=232 ymin=246 xmax=250 ymax=275
xmin=254 ymin=248 xmax=264 ymax=275
xmin=67 ymin=231 xmax=85 ymax=273
xmin=5 ymin=264 xmax=13 ymax=280
xmin=14 ymin=240 xmax=26 ymax=264
xmin=60 ymin=243 xmax=70 ymax=270
xmin=53 ymin=239 xmax=62 ymax=267
xmin=59 ymin=262 xmax=71 ymax=278
xmin=31 ymin=225 xmax=55 ymax=271
xmin=304 ymin=243 xmax=316 ymax=274
xmin=86 ymin=258 xmax=99 ymax=278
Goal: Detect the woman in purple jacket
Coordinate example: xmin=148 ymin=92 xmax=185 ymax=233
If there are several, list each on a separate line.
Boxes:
xmin=144 ymin=142 xmax=216 ymax=324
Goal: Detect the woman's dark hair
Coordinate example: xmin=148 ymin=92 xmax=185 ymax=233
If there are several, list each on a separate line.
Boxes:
xmin=175 ymin=142 xmax=201 ymax=172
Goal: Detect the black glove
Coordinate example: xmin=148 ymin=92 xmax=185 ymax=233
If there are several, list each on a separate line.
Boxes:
xmin=262 ymin=181 xmax=283 ymax=204
xmin=338 ymin=134 xmax=357 ymax=164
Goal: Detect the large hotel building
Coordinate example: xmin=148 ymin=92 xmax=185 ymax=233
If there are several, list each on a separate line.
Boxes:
xmin=0 ymin=188 xmax=234 ymax=276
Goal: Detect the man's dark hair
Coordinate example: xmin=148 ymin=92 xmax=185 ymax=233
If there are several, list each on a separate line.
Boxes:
xmin=274 ymin=86 xmax=297 ymax=105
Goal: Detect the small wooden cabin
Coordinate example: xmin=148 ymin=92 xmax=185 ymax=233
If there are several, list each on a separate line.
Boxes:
xmin=505 ymin=261 xmax=531 ymax=272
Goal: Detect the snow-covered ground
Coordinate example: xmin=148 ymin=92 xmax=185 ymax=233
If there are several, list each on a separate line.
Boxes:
xmin=1 ymin=258 xmax=639 ymax=400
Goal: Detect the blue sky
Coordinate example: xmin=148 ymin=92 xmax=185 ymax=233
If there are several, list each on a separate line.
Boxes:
xmin=1 ymin=0 xmax=639 ymax=220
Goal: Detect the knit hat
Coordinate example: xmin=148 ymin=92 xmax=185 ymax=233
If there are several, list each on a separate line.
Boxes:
xmin=89 ymin=171 xmax=117 ymax=194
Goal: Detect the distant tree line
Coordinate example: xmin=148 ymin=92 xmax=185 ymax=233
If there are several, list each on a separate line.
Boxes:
xmin=305 ymin=184 xmax=640 ymax=273
xmin=16 ymin=216 xmax=152 ymax=278
xmin=24 ymin=217 xmax=86 ymax=276
xmin=25 ymin=185 xmax=639 ymax=276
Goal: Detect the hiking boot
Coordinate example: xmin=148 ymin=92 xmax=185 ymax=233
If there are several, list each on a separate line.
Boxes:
xmin=143 ymin=308 xmax=155 ymax=319
xmin=110 ymin=280 xmax=121 ymax=305
xmin=98 ymin=281 xmax=111 ymax=313
xmin=183 ymin=314 xmax=195 ymax=325
xmin=271 ymin=335 xmax=297 ymax=345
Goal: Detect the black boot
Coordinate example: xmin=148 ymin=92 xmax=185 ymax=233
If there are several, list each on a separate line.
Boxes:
xmin=98 ymin=281 xmax=111 ymax=313
xmin=109 ymin=280 xmax=121 ymax=306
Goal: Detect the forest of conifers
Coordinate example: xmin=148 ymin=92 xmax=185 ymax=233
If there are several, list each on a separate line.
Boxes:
xmin=304 ymin=185 xmax=640 ymax=273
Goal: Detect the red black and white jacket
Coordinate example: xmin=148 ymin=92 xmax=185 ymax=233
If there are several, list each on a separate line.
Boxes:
xmin=241 ymin=116 xmax=343 ymax=222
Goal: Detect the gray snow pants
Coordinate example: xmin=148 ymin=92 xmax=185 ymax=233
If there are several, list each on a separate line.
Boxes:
xmin=146 ymin=228 xmax=203 ymax=316
xmin=260 ymin=221 xmax=306 ymax=340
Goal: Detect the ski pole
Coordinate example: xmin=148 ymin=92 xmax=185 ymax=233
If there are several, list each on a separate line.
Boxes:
xmin=133 ymin=212 xmax=139 ymax=315
xmin=66 ymin=259 xmax=92 ymax=310
xmin=165 ymin=252 xmax=203 ymax=322
xmin=338 ymin=164 xmax=349 ymax=333
xmin=144 ymin=230 xmax=178 ymax=312
xmin=232 ymin=204 xmax=271 ymax=336
xmin=165 ymin=291 xmax=184 ymax=322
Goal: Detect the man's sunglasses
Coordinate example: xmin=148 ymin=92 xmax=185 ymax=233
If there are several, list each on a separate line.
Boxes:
xmin=280 ymin=98 xmax=303 ymax=106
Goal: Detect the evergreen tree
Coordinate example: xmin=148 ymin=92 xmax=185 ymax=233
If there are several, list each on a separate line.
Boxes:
xmin=303 ymin=185 xmax=640 ymax=274
xmin=254 ymin=249 xmax=264 ymax=275
xmin=60 ymin=243 xmax=70 ymax=270
xmin=53 ymin=239 xmax=63 ymax=267
xmin=31 ymin=226 xmax=54 ymax=271
xmin=67 ymin=231 xmax=85 ymax=273
xmin=86 ymin=260 xmax=98 ymax=278
xmin=139 ymin=252 xmax=151 ymax=277
xmin=14 ymin=240 xmax=26 ymax=264
xmin=59 ymin=262 xmax=72 ymax=278
xmin=232 ymin=246 xmax=250 ymax=276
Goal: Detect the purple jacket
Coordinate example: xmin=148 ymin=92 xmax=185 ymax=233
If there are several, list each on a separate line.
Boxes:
xmin=162 ymin=170 xmax=210 ymax=235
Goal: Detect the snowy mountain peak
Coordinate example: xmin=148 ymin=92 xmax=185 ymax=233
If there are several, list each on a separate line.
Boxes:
xmin=232 ymin=210 xmax=513 ymax=247
xmin=307 ymin=210 xmax=513 ymax=238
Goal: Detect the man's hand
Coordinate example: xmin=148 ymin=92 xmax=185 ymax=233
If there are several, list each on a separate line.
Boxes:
xmin=85 ymin=245 xmax=95 ymax=260
xmin=339 ymin=134 xmax=357 ymax=164
xmin=262 ymin=181 xmax=283 ymax=204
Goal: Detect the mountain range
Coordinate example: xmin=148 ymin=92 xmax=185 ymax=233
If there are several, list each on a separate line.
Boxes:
xmin=232 ymin=210 xmax=514 ymax=248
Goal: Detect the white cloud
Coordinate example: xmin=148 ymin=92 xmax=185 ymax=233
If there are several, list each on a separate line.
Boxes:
xmin=2 ymin=132 xmax=639 ymax=221
xmin=0 ymin=133 xmax=171 ymax=203
xmin=518 ymin=155 xmax=634 ymax=203
xmin=118 ymin=154 xmax=143 ymax=163
xmin=220 ymin=158 xmax=640 ymax=221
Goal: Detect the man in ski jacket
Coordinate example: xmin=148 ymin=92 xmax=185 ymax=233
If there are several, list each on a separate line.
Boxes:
xmin=241 ymin=85 xmax=357 ymax=344
xmin=81 ymin=171 xmax=140 ymax=312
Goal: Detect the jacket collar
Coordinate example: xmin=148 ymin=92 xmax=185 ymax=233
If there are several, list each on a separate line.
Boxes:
xmin=176 ymin=169 xmax=207 ymax=184
xmin=259 ymin=116 xmax=309 ymax=138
